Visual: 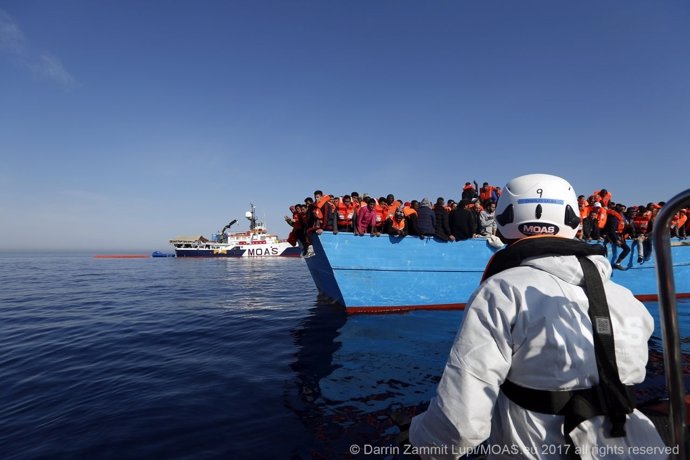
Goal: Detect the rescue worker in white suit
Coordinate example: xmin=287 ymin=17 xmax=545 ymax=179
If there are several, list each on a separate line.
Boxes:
xmin=409 ymin=174 xmax=666 ymax=460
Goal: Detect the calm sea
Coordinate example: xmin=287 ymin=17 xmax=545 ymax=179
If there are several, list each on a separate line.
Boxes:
xmin=1 ymin=252 xmax=688 ymax=459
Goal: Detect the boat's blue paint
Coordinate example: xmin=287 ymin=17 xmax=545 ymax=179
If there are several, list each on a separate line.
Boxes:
xmin=151 ymin=251 xmax=176 ymax=258
xmin=304 ymin=233 xmax=690 ymax=312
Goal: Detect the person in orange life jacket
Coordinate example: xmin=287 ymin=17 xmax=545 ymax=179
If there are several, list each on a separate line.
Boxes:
xmin=631 ymin=205 xmax=652 ymax=264
xmin=593 ymin=200 xmax=607 ymax=231
xmin=285 ymin=204 xmax=305 ymax=247
xmin=334 ymin=194 xmax=356 ymax=234
xmin=478 ymin=182 xmax=495 ymax=207
xmin=671 ymin=209 xmax=687 ymax=239
xmin=604 ymin=203 xmax=630 ymax=270
xmin=433 ymin=197 xmax=455 ymax=241
xmin=312 ymin=190 xmax=335 ymax=234
xmin=354 ymin=198 xmax=380 ymax=236
xmin=404 ymin=200 xmax=422 ymax=237
xmin=461 ymin=181 xmax=479 ymax=202
xmin=409 ymin=173 xmax=663 ymax=459
xmin=593 ymin=188 xmax=612 ymax=208
xmin=350 ymin=192 xmax=362 ymax=209
xmin=417 ymin=198 xmax=437 ymax=238
xmin=385 ymin=194 xmax=403 ymax=222
xmin=577 ymin=195 xmax=590 ymax=221
xmin=375 ymin=196 xmax=388 ymax=231
xmin=383 ymin=207 xmax=407 ymax=237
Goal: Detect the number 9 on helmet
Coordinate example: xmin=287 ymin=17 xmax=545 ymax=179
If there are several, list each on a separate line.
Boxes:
xmin=495 ymin=173 xmax=582 ymax=240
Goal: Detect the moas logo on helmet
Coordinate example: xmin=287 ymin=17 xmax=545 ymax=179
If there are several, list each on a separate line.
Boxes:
xmin=518 ymin=222 xmax=560 ymax=236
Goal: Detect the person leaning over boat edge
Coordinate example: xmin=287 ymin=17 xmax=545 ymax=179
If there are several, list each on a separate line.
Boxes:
xmin=409 ymin=173 xmax=666 ymax=460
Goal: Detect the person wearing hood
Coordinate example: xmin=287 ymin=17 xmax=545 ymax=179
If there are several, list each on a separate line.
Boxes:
xmin=409 ymin=174 xmax=664 ymax=459
xmin=417 ymin=198 xmax=437 ymax=238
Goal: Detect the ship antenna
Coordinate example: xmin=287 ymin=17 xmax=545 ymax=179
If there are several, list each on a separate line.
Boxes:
xmin=246 ymin=203 xmax=257 ymax=231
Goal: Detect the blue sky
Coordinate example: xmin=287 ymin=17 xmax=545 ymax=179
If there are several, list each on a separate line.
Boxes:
xmin=2 ymin=1 xmax=689 ymax=251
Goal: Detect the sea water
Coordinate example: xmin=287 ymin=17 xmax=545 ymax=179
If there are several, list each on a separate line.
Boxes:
xmin=0 ymin=252 xmax=687 ymax=459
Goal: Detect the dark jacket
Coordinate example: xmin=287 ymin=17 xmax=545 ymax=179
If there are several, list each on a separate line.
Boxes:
xmin=449 ymin=208 xmax=476 ymax=240
xmin=417 ymin=206 xmax=437 ymax=236
xmin=433 ymin=204 xmax=452 ymax=240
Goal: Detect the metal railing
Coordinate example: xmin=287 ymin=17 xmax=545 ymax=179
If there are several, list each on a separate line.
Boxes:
xmin=652 ymin=188 xmax=690 ymax=459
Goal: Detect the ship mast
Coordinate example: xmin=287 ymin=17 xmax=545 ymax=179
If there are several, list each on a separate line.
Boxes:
xmin=246 ymin=203 xmax=257 ymax=231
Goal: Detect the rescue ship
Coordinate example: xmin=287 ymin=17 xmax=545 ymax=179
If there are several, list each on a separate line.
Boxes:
xmin=303 ymin=232 xmax=690 ymax=313
xmin=170 ymin=204 xmax=301 ymax=258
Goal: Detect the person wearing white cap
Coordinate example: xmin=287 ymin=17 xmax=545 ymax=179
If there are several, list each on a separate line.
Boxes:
xmin=409 ymin=173 xmax=665 ymax=459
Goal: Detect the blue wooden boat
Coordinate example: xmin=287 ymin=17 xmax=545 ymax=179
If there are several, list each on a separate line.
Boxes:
xmin=303 ymin=233 xmax=690 ymax=313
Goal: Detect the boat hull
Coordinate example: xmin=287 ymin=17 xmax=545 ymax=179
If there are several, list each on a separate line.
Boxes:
xmin=304 ymin=233 xmax=690 ymax=313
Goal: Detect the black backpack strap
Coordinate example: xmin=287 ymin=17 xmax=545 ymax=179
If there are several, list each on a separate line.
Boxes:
xmin=577 ymin=256 xmax=635 ymax=437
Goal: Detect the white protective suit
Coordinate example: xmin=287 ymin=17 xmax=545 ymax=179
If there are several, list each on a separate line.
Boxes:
xmin=409 ymin=254 xmax=667 ymax=459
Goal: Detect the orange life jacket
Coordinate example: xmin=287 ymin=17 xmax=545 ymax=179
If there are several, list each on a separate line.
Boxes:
xmin=607 ymin=209 xmax=625 ymax=234
xmin=375 ymin=202 xmax=385 ymax=226
xmin=632 ymin=214 xmax=650 ymax=234
xmin=403 ymin=207 xmax=417 ymax=217
xmin=314 ymin=195 xmax=330 ymax=220
xmin=390 ymin=217 xmax=406 ymax=231
xmin=593 ymin=190 xmax=612 ymax=207
xmin=580 ymin=205 xmax=592 ymax=221
xmin=671 ymin=213 xmax=679 ymax=228
xmin=479 ymin=186 xmax=494 ymax=202
xmin=386 ymin=200 xmax=402 ymax=220
xmin=337 ymin=201 xmax=356 ymax=225
xmin=674 ymin=213 xmax=686 ymax=230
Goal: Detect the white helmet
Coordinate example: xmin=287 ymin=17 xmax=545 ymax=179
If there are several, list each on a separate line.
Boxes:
xmin=495 ymin=173 xmax=581 ymax=240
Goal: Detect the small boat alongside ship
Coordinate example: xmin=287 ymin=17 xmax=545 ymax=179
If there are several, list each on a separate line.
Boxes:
xmin=170 ymin=204 xmax=300 ymax=258
xmin=303 ymin=232 xmax=690 ymax=313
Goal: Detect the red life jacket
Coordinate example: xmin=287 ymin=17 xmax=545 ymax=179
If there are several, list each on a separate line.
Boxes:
xmin=596 ymin=208 xmax=608 ymax=229
xmin=632 ymin=214 xmax=650 ymax=234
xmin=291 ymin=212 xmax=303 ymax=230
xmin=337 ymin=201 xmax=355 ymax=225
xmin=479 ymin=186 xmax=494 ymax=202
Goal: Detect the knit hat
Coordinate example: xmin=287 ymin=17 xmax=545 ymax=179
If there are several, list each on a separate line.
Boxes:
xmin=420 ymin=198 xmax=431 ymax=208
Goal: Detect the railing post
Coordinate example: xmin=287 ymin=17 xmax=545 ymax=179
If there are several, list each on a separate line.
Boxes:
xmin=652 ymin=189 xmax=690 ymax=459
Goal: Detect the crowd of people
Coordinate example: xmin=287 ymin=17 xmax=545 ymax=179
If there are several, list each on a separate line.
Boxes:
xmin=285 ymin=182 xmax=689 ymax=264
